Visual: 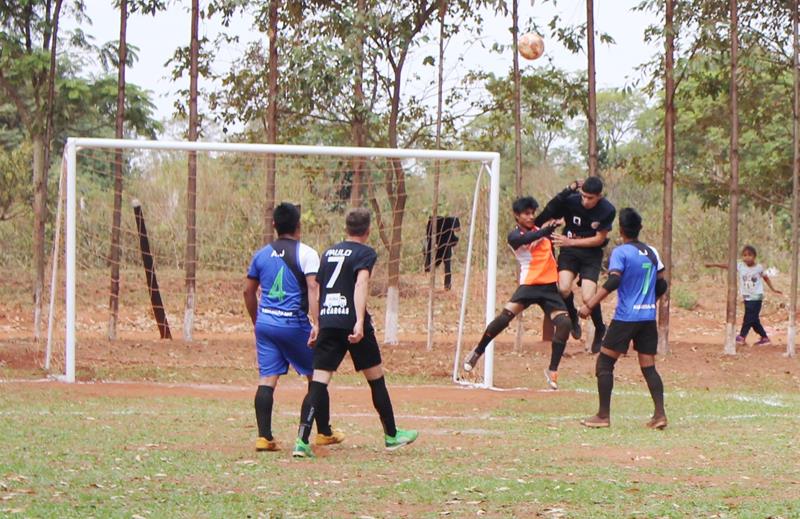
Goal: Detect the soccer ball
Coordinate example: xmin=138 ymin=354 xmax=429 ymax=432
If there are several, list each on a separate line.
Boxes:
xmin=518 ymin=33 xmax=544 ymax=60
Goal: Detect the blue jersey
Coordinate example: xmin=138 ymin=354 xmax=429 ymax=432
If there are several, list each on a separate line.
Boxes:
xmin=608 ymin=241 xmax=664 ymax=322
xmin=247 ymin=238 xmax=320 ymax=326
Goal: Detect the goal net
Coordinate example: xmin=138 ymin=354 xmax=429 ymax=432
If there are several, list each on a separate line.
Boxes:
xmin=47 ymin=139 xmax=502 ymax=386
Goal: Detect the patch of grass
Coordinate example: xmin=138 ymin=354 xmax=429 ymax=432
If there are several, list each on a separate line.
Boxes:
xmin=2 ymin=379 xmax=800 ymax=517
xmin=672 ymin=285 xmax=698 ymax=310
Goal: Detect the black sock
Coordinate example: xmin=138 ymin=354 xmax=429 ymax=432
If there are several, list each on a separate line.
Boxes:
xmin=596 ymin=353 xmax=617 ymax=418
xmin=548 ymin=340 xmax=567 ymax=372
xmin=297 ymin=381 xmax=327 ymax=444
xmin=641 ymin=365 xmax=665 ymax=417
xmin=254 ymin=385 xmax=274 ymax=440
xmin=475 ymin=309 xmax=515 ymax=355
xmin=591 ymin=305 xmax=605 ymax=332
xmin=368 ymin=376 xmax=397 ymax=437
xmin=315 ymin=383 xmax=332 ymax=436
xmin=565 ymin=292 xmax=578 ymax=324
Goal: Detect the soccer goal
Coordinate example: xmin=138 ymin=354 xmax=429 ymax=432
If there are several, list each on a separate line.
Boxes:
xmin=46 ymin=138 xmax=502 ymax=386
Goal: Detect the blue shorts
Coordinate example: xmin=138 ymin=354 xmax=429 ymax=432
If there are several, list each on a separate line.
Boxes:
xmin=254 ymin=318 xmax=313 ymax=377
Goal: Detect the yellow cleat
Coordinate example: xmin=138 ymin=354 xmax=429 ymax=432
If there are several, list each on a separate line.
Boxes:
xmin=255 ymin=437 xmax=279 ymax=452
xmin=314 ymin=429 xmax=345 ymax=446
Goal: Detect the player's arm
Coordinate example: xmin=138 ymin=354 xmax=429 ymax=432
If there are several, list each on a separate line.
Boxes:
xmin=306 ymin=274 xmax=320 ymax=345
xmin=243 ymin=278 xmax=260 ymax=325
xmin=553 ymin=228 xmax=609 ymax=248
xmin=578 ymin=271 xmax=620 ymax=319
xmin=349 ymin=269 xmax=371 ymax=344
xmin=534 ymin=181 xmax=580 ymax=227
xmin=655 ymin=271 xmax=668 ymax=300
xmin=507 ymin=221 xmax=560 ymax=249
xmin=704 ymin=262 xmax=728 ymax=269
xmin=762 ymin=273 xmax=782 ymax=294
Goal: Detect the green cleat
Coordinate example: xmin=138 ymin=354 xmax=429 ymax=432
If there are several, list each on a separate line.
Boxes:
xmin=384 ymin=428 xmax=419 ymax=451
xmin=292 ymin=438 xmax=315 ymax=458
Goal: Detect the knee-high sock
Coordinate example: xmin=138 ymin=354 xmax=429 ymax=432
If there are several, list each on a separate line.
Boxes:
xmin=254 ymin=385 xmax=274 ymax=440
xmin=641 ymin=365 xmax=665 ymax=417
xmin=548 ymin=341 xmax=567 ymax=372
xmin=297 ymin=381 xmax=328 ymax=443
xmin=475 ymin=309 xmax=515 ymax=354
xmin=548 ymin=314 xmax=572 ymax=372
xmin=591 ymin=304 xmax=605 ymax=332
xmin=368 ymin=376 xmax=397 ymax=437
xmin=596 ymin=353 xmax=617 ymax=418
xmin=308 ymin=379 xmax=332 ymax=436
xmin=564 ymin=292 xmax=578 ymax=324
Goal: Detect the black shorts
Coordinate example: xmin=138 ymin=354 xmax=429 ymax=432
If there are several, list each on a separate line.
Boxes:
xmin=313 ymin=327 xmax=382 ymax=372
xmin=510 ymin=283 xmax=567 ymax=315
xmin=602 ymin=320 xmax=658 ymax=355
xmin=557 ymin=247 xmax=604 ymax=282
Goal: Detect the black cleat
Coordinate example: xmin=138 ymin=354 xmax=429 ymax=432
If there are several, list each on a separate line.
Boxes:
xmin=570 ymin=317 xmax=582 ymax=340
xmin=591 ymin=325 xmax=606 ymax=354
xmin=463 ymin=349 xmax=482 ymax=372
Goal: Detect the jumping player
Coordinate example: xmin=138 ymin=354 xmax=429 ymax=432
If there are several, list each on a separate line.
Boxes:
xmin=463 ymin=196 xmax=573 ymax=391
xmin=244 ymin=202 xmax=343 ymax=452
xmin=293 ymin=208 xmax=418 ymax=458
xmin=536 ymin=177 xmax=616 ymax=353
xmin=578 ymin=207 xmax=668 ymax=429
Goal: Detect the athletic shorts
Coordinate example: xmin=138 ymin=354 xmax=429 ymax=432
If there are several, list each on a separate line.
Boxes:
xmin=557 ymin=247 xmax=604 ymax=282
xmin=313 ymin=327 xmax=382 ymax=372
xmin=254 ymin=318 xmax=313 ymax=377
xmin=602 ymin=320 xmax=658 ymax=355
xmin=510 ymin=283 xmax=567 ymax=315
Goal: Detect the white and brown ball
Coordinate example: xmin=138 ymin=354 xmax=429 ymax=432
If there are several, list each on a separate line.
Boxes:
xmin=518 ymin=33 xmax=544 ymax=60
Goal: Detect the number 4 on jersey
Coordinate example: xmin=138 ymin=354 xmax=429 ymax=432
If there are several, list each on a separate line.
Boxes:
xmin=268 ymin=266 xmax=286 ymax=300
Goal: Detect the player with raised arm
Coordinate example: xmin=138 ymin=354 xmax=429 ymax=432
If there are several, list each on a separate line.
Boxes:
xmin=292 ymin=208 xmax=418 ymax=458
xmin=578 ymin=207 xmax=669 ymax=429
xmin=463 ymin=196 xmax=573 ymax=390
xmin=535 ymin=177 xmax=616 ymax=353
xmin=243 ymin=203 xmax=343 ymax=452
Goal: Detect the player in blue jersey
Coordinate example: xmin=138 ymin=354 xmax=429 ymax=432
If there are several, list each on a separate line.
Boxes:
xmin=244 ymin=203 xmax=343 ymax=452
xmin=292 ymin=208 xmax=418 ymax=458
xmin=576 ymin=207 xmax=669 ymax=430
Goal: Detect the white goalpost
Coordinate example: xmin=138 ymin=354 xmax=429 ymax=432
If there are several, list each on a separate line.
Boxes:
xmin=50 ymin=138 xmax=502 ymax=387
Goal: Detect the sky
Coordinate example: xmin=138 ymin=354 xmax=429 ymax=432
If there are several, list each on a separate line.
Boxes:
xmin=67 ymin=1 xmax=661 ymax=131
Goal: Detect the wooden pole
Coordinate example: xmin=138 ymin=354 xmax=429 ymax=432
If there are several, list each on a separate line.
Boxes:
xmin=133 ymin=200 xmax=172 ymax=339
xmin=724 ymin=0 xmax=740 ymax=355
xmin=788 ymin=0 xmax=799 ymax=357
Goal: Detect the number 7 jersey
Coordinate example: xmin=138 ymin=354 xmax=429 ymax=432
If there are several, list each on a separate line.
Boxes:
xmin=608 ymin=241 xmax=665 ymax=322
xmin=317 ymin=240 xmax=378 ymax=330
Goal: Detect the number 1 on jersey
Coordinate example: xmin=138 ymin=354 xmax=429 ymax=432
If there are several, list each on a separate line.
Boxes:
xmin=326 ymin=256 xmax=345 ymax=288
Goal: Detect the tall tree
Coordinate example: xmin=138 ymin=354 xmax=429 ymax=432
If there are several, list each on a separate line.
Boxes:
xmin=0 ymin=0 xmax=71 ymax=340
xmin=350 ymin=0 xmax=367 ymax=207
xmin=658 ymin=0 xmax=675 ymax=355
xmin=264 ymin=0 xmax=279 ymax=243
xmin=108 ymin=0 xmax=128 ymax=341
xmin=724 ymin=0 xmax=740 ymax=355
xmin=585 ymin=0 xmax=598 ymax=177
xmin=184 ymin=0 xmax=200 ymax=341
xmin=790 ymin=0 xmax=799 ymax=358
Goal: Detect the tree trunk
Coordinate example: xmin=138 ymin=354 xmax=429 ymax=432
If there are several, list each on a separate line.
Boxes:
xmin=32 ymin=134 xmax=46 ymax=341
xmin=264 ymin=0 xmax=279 ymax=243
xmin=109 ymin=0 xmax=127 ymax=341
xmin=184 ymin=0 xmax=199 ymax=341
xmin=658 ymin=0 xmax=675 ymax=356
xmin=586 ymin=0 xmax=598 ymax=177
xmin=724 ymin=0 xmax=740 ymax=355
xmin=350 ymin=0 xmax=366 ymax=208
xmin=788 ymin=0 xmax=799 ymax=358
xmin=426 ymin=0 xmax=446 ymax=351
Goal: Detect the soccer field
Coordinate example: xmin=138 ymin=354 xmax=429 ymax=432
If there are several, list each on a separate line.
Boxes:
xmin=2 ymin=334 xmax=799 ymax=518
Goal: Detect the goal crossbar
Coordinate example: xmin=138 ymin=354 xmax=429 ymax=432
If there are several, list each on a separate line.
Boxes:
xmin=60 ymin=137 xmax=502 ymax=386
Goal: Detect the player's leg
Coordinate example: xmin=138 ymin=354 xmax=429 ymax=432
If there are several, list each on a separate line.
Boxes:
xmin=634 ymin=321 xmax=667 ymax=429
xmin=748 ymin=300 xmax=770 ymax=344
xmin=463 ymin=301 xmax=525 ymax=372
xmin=544 ymin=309 xmax=571 ymax=390
xmin=582 ymin=320 xmax=629 ymax=428
xmin=355 ymin=331 xmax=418 ymax=450
xmin=557 ymin=264 xmax=581 ymax=339
xmin=254 ymin=321 xmax=290 ymax=451
xmin=578 ymin=250 xmax=606 ymax=353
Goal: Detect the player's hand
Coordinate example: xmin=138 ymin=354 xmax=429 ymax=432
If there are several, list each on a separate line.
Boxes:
xmin=348 ymin=323 xmax=364 ymax=344
xmin=578 ymin=305 xmax=591 ymax=319
xmin=552 ymin=233 xmax=571 ymax=247
xmin=307 ymin=324 xmax=319 ymax=347
xmin=569 ymin=179 xmax=583 ymax=191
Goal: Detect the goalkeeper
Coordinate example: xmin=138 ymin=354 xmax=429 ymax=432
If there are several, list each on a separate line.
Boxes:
xmin=578 ymin=207 xmax=668 ymax=430
xmin=463 ymin=196 xmax=573 ymax=391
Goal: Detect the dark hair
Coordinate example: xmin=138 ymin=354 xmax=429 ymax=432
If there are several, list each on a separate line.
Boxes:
xmin=742 ymin=245 xmax=757 ymax=257
xmin=619 ymin=207 xmax=642 ymax=239
xmin=512 ymin=196 xmax=539 ymax=214
xmin=273 ymin=202 xmax=301 ymax=235
xmin=582 ymin=176 xmax=604 ymax=195
xmin=346 ymin=207 xmax=371 ymax=236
